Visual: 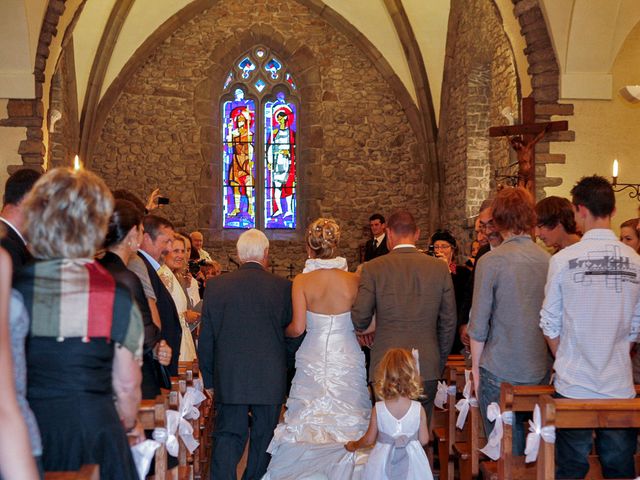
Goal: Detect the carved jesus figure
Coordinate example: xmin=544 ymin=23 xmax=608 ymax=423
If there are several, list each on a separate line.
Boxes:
xmin=509 ymin=125 xmax=548 ymax=191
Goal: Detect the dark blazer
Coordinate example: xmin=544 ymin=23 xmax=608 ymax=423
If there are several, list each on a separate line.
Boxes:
xmin=351 ymin=246 xmax=457 ymax=381
xmin=138 ymin=252 xmax=182 ymax=376
xmin=458 ymin=243 xmax=491 ymax=329
xmin=364 ymin=235 xmax=389 ymax=262
xmin=198 ymin=262 xmax=292 ymax=405
xmin=0 ymin=219 xmax=32 ymax=274
xmin=99 ymin=252 xmax=162 ymax=399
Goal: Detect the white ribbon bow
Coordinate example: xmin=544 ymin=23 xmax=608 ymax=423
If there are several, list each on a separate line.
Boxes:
xmin=131 ymin=439 xmax=161 ymax=480
xmin=152 ymin=408 xmax=199 ymax=457
xmin=479 ymin=402 xmax=513 ymax=460
xmin=455 ymin=370 xmax=478 ymax=429
xmin=180 ymin=387 xmax=207 ymax=421
xmin=524 ymin=404 xmax=555 ymax=463
xmin=434 ymin=381 xmax=457 ymax=409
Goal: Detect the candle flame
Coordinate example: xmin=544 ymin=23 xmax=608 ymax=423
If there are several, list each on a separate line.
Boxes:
xmin=73 ymin=155 xmax=81 ymax=171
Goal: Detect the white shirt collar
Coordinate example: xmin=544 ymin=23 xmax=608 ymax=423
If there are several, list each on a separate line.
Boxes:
xmin=0 ymin=217 xmax=26 ymax=245
xmin=374 ymin=232 xmax=386 ymax=243
xmin=139 ymin=249 xmax=161 ymax=271
xmin=393 ymin=243 xmax=416 ymax=250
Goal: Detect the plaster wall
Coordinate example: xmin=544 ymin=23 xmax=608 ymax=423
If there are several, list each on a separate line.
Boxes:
xmin=547 ymin=19 xmax=640 ymax=230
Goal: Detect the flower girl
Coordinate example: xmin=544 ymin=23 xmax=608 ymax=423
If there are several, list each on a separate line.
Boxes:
xmin=345 ymin=348 xmax=433 ymax=480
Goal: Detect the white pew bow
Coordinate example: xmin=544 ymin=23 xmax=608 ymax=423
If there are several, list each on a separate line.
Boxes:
xmin=131 ymin=439 xmax=160 ymax=480
xmin=479 ymin=402 xmax=513 ymax=460
xmin=180 ymin=387 xmax=207 ymax=420
xmin=455 ymin=370 xmax=478 ymax=429
xmin=524 ymin=404 xmax=555 ymax=463
xmin=434 ymin=381 xmax=456 ymax=410
xmin=152 ymin=407 xmax=199 ymax=457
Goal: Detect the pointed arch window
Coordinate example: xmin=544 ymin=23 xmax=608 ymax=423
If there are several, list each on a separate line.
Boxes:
xmin=221 ymin=46 xmax=298 ymax=229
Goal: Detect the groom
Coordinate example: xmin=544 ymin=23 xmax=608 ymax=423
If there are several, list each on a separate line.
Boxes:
xmin=198 ymin=229 xmax=293 ymax=479
xmin=352 ymin=210 xmax=457 ymax=420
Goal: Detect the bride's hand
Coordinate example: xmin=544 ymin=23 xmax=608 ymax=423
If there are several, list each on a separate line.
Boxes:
xmin=345 ymin=441 xmax=359 ymax=452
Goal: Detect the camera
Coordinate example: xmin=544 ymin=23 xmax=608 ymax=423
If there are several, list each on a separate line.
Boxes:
xmin=157 ymin=196 xmax=170 ymax=205
xmin=426 ymin=244 xmax=436 ymax=257
xmin=188 ymin=258 xmax=208 ymax=276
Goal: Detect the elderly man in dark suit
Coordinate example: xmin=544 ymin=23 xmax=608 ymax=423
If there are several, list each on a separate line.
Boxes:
xmin=0 ymin=168 xmax=41 ymax=273
xmin=352 ymin=210 xmax=457 ymax=420
xmin=198 ymin=229 xmax=293 ymax=480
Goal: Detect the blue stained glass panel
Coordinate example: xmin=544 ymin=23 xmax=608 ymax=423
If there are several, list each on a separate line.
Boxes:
xmin=254 ymin=78 xmax=266 ymax=92
xmin=222 ymin=94 xmax=256 ymax=229
xmin=265 ymin=58 xmax=282 ymax=80
xmin=264 ymin=92 xmax=296 ymax=229
xmin=238 ymin=57 xmax=256 ymax=79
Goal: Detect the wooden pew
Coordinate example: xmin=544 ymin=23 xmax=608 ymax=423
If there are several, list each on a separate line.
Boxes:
xmin=432 ymin=359 xmax=468 ymax=480
xmin=138 ymin=394 xmax=169 ymax=480
xmin=479 ymin=384 xmax=553 ymax=480
xmin=44 ymin=465 xmax=99 ymax=480
xmin=537 ymin=394 xmax=640 ymax=480
xmin=479 ymin=384 xmax=640 ymax=480
xmin=452 ymin=370 xmax=483 ymax=480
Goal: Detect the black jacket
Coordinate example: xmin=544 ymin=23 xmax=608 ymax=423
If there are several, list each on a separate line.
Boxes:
xmin=198 ymin=262 xmax=294 ymax=404
xmin=138 ymin=252 xmax=182 ymax=376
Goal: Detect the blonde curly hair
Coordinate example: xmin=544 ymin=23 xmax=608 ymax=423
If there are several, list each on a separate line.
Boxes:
xmin=373 ymin=348 xmax=424 ymax=401
xmin=306 ymin=218 xmax=340 ymax=259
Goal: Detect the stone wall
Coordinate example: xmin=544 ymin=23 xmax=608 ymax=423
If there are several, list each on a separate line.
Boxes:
xmin=438 ymin=0 xmax=519 ymax=253
xmin=49 ymin=44 xmax=79 ymax=169
xmin=90 ymin=0 xmax=428 ymax=273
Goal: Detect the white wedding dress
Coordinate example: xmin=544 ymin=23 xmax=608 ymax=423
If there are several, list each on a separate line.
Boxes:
xmin=264 ymin=258 xmax=371 ymax=480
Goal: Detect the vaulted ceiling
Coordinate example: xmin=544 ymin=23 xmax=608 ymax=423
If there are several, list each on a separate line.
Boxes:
xmin=2 ymin=0 xmax=640 ymax=124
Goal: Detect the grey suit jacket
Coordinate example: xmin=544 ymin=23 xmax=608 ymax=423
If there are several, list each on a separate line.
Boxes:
xmin=198 ymin=262 xmax=292 ymax=405
xmin=351 ymin=246 xmax=457 ymax=381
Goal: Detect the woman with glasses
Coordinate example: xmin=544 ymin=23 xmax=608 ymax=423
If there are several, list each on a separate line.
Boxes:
xmin=429 ymin=230 xmax=470 ymax=354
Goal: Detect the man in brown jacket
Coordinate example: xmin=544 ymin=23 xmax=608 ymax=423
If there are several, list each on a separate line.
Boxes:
xmin=351 ymin=210 xmax=457 ymax=419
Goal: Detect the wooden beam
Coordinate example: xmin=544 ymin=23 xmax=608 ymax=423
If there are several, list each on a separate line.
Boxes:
xmin=489 ymin=120 xmax=568 ymax=137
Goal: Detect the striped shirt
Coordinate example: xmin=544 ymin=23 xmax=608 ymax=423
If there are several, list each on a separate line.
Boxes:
xmin=540 ymin=229 xmax=640 ymax=399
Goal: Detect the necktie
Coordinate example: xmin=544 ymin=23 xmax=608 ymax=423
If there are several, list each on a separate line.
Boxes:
xmin=373 ymin=239 xmax=378 ymax=248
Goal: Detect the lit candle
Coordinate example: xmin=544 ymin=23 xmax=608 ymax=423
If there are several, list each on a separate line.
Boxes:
xmin=73 ymin=155 xmax=81 ymax=171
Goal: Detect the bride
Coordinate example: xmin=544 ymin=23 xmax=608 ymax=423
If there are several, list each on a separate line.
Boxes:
xmin=264 ymin=218 xmax=371 ymax=480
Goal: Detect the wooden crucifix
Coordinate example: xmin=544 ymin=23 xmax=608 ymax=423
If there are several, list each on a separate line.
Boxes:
xmin=489 ymin=96 xmax=568 ymax=197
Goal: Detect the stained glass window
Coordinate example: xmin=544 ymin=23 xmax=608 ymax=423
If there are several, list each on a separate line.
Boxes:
xmin=222 ymin=88 xmax=256 ymax=229
xmin=221 ymin=47 xmax=298 ymax=230
xmin=264 ymin=92 xmax=296 ymax=228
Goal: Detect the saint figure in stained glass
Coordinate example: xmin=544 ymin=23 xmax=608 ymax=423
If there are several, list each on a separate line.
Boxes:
xmin=265 ymin=93 xmax=296 ymax=228
xmin=222 ymin=89 xmax=256 ymax=228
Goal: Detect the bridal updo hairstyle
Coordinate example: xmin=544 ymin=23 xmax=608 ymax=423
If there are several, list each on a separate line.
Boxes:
xmin=374 ymin=348 xmax=424 ymax=401
xmin=307 ymin=218 xmax=340 ymax=259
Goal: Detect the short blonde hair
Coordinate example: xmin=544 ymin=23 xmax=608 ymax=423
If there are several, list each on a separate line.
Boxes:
xmin=24 ymin=168 xmax=113 ymax=259
xmin=307 ymin=218 xmax=340 ymax=259
xmin=237 ymin=229 xmax=269 ymax=263
xmin=373 ymin=348 xmax=424 ymax=401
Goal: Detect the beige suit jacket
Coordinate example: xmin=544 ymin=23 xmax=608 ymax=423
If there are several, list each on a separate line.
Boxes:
xmin=352 ymin=246 xmax=457 ymax=381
